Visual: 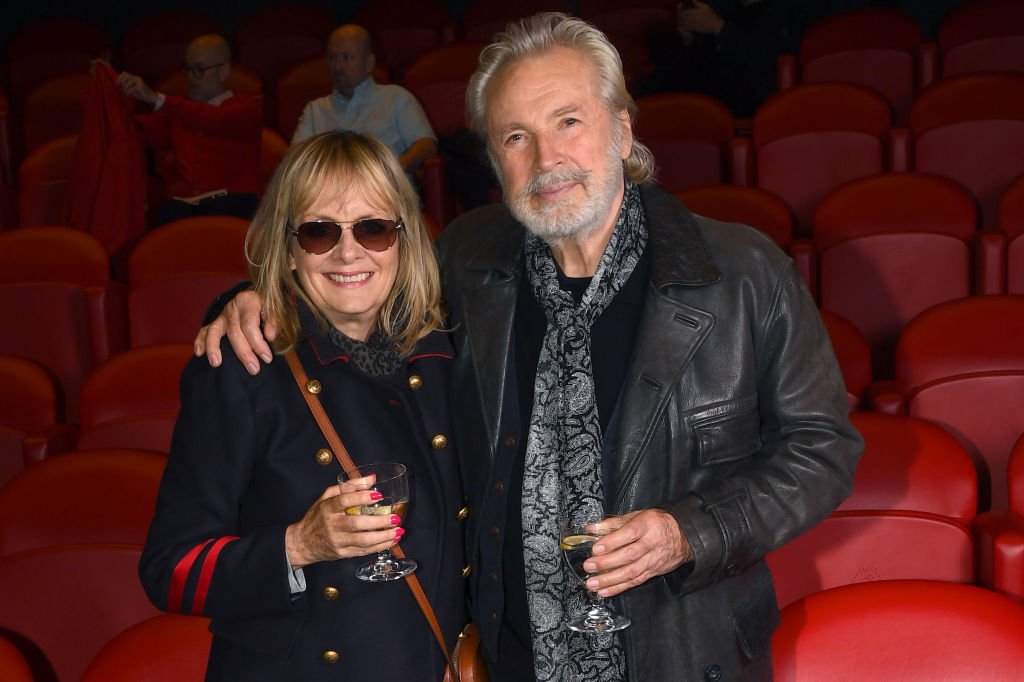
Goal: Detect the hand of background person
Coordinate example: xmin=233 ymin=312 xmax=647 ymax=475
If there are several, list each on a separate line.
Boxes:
xmin=116 ymin=71 xmax=159 ymax=106
xmin=194 ymin=290 xmax=277 ymax=375
xmin=581 ymin=509 xmax=694 ymax=598
xmin=678 ymin=0 xmax=727 ymax=36
xmin=285 ymin=477 xmax=403 ymax=568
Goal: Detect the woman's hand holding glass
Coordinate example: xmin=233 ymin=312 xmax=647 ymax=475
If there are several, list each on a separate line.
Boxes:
xmin=284 ymin=474 xmax=402 ymax=569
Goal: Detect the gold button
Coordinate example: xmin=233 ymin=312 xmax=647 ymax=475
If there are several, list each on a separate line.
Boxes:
xmin=490 ymin=526 xmax=500 ymax=538
xmin=461 ymin=565 xmax=472 ymax=579
xmin=322 ymin=586 xmax=340 ymax=600
xmin=494 ymin=480 xmax=505 ymax=493
xmin=504 ymin=435 xmax=517 ymax=448
xmin=431 ymin=434 xmax=448 ymax=449
xmin=408 ymin=374 xmax=423 ymax=390
xmin=315 ymin=448 xmax=333 ymax=465
xmin=322 ymin=650 xmax=339 ymax=664
xmin=306 ymin=379 xmax=322 ymax=394
xmin=457 ymin=505 xmax=470 ymax=521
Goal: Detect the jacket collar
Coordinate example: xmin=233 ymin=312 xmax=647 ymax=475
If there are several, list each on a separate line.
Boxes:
xmin=460 ymin=184 xmax=721 ymax=287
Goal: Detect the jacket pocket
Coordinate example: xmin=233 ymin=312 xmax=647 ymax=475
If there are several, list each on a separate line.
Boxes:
xmin=690 ymin=396 xmax=762 ymax=466
xmin=732 ymin=566 xmax=780 ymax=661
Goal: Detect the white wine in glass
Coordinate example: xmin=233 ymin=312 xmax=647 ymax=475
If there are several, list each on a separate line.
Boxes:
xmin=338 ymin=462 xmax=416 ymax=582
xmin=559 ymin=517 xmax=631 ymax=633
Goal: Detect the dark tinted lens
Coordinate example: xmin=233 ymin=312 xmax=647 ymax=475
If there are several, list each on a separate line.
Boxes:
xmin=352 ymin=219 xmax=399 ymax=251
xmin=296 ymin=221 xmax=342 ymax=254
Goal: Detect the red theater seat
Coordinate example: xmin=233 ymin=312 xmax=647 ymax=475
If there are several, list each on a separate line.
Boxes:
xmin=766 ymin=511 xmax=974 ymax=608
xmin=121 ymin=11 xmax=223 ymax=85
xmin=676 ymin=185 xmax=793 ymax=247
xmin=0 ymin=544 xmax=161 ymax=682
xmin=129 ymin=273 xmax=242 ymax=347
xmin=777 ymin=8 xmax=934 ymax=126
xmin=813 ymin=172 xmax=978 ymax=378
xmin=128 ymin=215 xmax=250 ymax=287
xmin=0 ymin=449 xmax=165 ymax=556
xmin=910 ymin=72 xmax=1024 ymax=228
xmin=891 ymin=295 xmax=1024 ymax=512
xmin=938 ymin=0 xmax=1024 ymax=77
xmin=636 ymin=93 xmax=742 ymax=193
xmin=77 ymin=344 xmax=193 ymax=453
xmin=17 ymin=134 xmax=76 ymax=227
xmin=772 ymin=580 xmax=1024 ymax=680
xmin=0 ymin=356 xmax=75 ymax=485
xmin=82 ymin=614 xmax=212 ymax=682
xmin=753 ymin=83 xmax=898 ymax=236
xmin=352 ymin=0 xmax=455 ymax=82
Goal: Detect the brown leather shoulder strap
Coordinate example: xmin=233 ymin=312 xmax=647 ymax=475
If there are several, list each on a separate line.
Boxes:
xmin=285 ymin=349 xmax=454 ymax=677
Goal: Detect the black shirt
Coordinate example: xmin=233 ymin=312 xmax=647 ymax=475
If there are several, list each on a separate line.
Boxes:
xmin=491 ymin=246 xmax=651 ymax=681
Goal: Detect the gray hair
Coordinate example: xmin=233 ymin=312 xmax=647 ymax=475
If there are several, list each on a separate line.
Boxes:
xmin=465 ymin=12 xmax=655 ymax=184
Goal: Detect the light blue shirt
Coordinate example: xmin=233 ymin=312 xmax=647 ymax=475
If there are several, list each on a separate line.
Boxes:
xmin=291 ymin=77 xmax=436 ymax=160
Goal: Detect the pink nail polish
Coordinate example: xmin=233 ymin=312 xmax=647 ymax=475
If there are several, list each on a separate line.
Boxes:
xmin=369 ymin=491 xmax=383 ymax=501
xmin=395 ymin=527 xmax=406 ymax=538
xmin=390 ymin=514 xmax=401 ymax=525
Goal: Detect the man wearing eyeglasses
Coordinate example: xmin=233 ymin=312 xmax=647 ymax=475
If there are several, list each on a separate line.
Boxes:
xmin=118 ymin=34 xmax=262 ymax=225
xmin=292 ymin=24 xmax=437 ymax=177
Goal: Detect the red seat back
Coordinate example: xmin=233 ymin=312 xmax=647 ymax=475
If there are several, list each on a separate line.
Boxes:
xmin=842 ymin=412 xmax=978 ymax=521
xmin=353 ymin=0 xmax=455 ymax=81
xmin=814 ymin=172 xmax=978 ymax=377
xmin=82 ymin=614 xmax=212 ymax=682
xmin=404 ymin=42 xmax=487 ymax=137
xmin=754 ymin=84 xmax=891 ymax=235
xmin=636 ymin=93 xmax=735 ymax=193
xmin=0 ymin=449 xmax=166 ymax=555
xmin=676 ymin=185 xmax=794 ymax=248
xmin=0 ymin=226 xmax=110 ymax=286
xmin=128 ymin=216 xmax=250 ymax=287
xmin=772 ymin=580 xmax=1024 ymax=680
xmin=77 ymin=344 xmax=191 ymax=453
xmin=896 ymin=295 xmax=1024 ymax=511
xmin=910 ymin=72 xmax=1024 ymax=227
xmin=798 ymin=8 xmax=924 ymax=126
xmin=17 ymin=134 xmax=77 ymax=227
xmin=129 ymin=273 xmax=243 ymax=347
xmin=938 ymin=0 xmax=1024 ymax=76
xmin=0 ymin=544 xmax=162 ymax=682
xmin=766 ymin=511 xmax=974 ymax=608
xmin=0 ymin=283 xmax=96 ymax=422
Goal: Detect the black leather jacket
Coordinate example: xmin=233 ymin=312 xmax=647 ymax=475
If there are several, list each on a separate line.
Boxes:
xmin=437 ymin=184 xmax=862 ymax=681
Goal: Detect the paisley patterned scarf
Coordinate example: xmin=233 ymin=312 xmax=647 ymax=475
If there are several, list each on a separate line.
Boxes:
xmin=521 ymin=182 xmax=646 ymax=681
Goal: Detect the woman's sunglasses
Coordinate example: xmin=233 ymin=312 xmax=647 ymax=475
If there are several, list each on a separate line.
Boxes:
xmin=290 ymin=218 xmax=403 ymax=254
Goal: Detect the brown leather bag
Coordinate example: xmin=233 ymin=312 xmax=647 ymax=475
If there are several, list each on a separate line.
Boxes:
xmin=443 ymin=623 xmax=488 ymax=682
xmin=286 ymin=351 xmax=489 ymax=682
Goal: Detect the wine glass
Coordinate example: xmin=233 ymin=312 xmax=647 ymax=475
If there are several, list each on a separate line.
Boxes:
xmin=559 ymin=514 xmax=632 ymax=633
xmin=338 ymin=462 xmax=416 ymax=582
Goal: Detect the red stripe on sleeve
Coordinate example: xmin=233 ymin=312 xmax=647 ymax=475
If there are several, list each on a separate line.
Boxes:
xmin=190 ymin=535 xmax=239 ymax=614
xmin=168 ymin=539 xmax=215 ymax=613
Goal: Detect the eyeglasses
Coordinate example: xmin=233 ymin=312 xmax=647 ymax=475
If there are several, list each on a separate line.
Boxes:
xmin=181 ymin=63 xmax=224 ymax=78
xmin=290 ymin=219 xmax=404 ymax=254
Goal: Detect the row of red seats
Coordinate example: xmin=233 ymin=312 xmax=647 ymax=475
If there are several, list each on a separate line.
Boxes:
xmin=0 ymin=408 xmax=1020 ymax=679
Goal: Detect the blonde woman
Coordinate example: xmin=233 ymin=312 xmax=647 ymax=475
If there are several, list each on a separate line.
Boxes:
xmin=141 ymin=131 xmax=465 ymax=680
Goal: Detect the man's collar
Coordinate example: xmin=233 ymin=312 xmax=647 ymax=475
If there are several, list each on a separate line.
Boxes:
xmin=334 ymin=76 xmax=375 ymax=102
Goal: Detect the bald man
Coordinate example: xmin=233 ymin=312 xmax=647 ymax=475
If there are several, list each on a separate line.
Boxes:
xmin=118 ymin=34 xmax=262 ymax=225
xmin=292 ymin=24 xmax=437 ymax=175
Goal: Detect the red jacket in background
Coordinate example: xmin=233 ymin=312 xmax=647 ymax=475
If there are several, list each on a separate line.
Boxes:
xmin=65 ymin=61 xmax=147 ymax=259
xmin=137 ymin=92 xmax=262 ymax=200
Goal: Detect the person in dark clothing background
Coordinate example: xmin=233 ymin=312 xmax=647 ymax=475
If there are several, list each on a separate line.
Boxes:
xmin=644 ymin=0 xmax=809 ymax=118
